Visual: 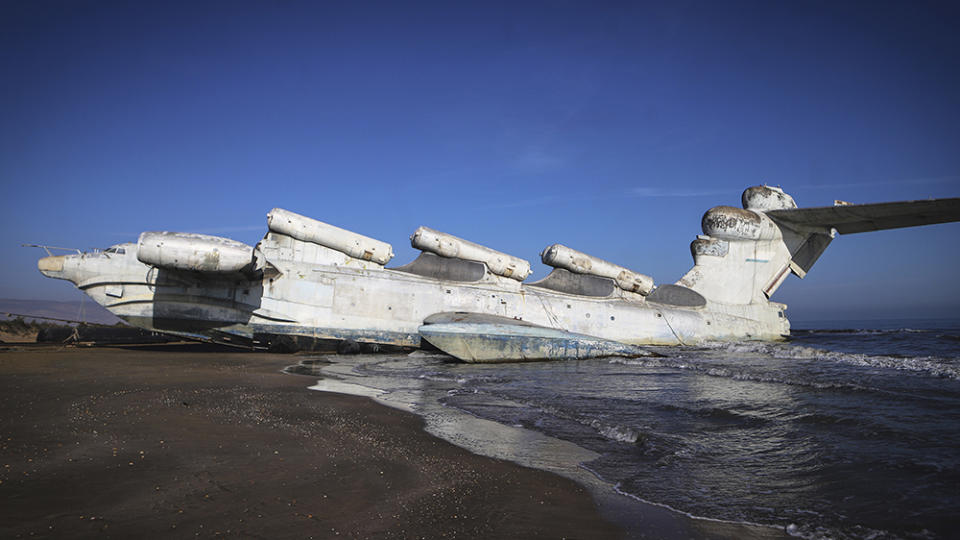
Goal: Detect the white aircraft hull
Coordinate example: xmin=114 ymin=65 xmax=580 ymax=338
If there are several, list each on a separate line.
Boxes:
xmin=59 ymin=252 xmax=786 ymax=349
xmin=36 ymin=186 xmax=957 ymax=361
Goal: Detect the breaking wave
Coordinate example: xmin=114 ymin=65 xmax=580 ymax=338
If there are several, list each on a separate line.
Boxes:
xmin=724 ymin=341 xmax=960 ymax=380
xmin=522 ymin=400 xmax=645 ymax=444
xmin=609 ymin=356 xmax=882 ymax=390
xmin=792 ymin=328 xmax=931 ymax=335
xmin=304 ymin=319 xmax=960 ymax=540
xmin=588 ymin=419 xmax=640 ymax=443
xmin=618 ymin=341 xmax=960 ymax=381
xmin=443 ymin=388 xmax=645 ymax=445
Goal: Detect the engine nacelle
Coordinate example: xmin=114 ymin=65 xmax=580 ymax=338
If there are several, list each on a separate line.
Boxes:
xmin=411 ymin=227 xmax=532 ymax=281
xmin=702 ymin=206 xmax=779 ymax=241
xmin=540 ymin=244 xmax=654 ymax=295
xmin=137 ymin=232 xmax=254 ymax=273
xmin=742 ymin=185 xmax=797 ymax=212
xmin=267 ymin=208 xmax=394 ymax=265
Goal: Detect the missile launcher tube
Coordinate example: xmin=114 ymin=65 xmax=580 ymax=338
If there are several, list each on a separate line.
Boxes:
xmin=267 ymin=208 xmax=394 ymax=265
xmin=137 ymin=232 xmax=254 ymax=273
xmin=410 ymin=227 xmax=532 ymax=281
xmin=540 ymin=244 xmax=654 ymax=295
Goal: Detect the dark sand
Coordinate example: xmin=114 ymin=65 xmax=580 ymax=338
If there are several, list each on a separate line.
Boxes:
xmin=0 ymin=344 xmax=620 ymax=539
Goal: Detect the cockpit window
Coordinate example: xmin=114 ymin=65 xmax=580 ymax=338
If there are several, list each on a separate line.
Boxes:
xmin=103 ymin=247 xmax=126 ymax=254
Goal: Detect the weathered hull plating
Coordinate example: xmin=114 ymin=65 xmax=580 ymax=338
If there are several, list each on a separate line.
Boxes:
xmin=54 ymin=250 xmax=786 ymax=350
xmin=419 ymin=322 xmax=658 ymax=363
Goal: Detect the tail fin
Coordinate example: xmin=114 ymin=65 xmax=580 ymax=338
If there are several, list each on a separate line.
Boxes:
xmin=677 ymin=187 xmax=960 ymax=305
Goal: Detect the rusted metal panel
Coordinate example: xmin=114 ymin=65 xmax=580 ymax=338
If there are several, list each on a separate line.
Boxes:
xmin=763 ymin=265 xmax=792 ymax=298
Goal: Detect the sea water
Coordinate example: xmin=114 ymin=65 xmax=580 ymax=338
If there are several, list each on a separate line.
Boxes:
xmin=300 ymin=318 xmax=960 ymax=539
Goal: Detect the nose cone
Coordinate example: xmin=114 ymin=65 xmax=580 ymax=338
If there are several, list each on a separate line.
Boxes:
xmin=38 ymin=255 xmax=67 ymax=279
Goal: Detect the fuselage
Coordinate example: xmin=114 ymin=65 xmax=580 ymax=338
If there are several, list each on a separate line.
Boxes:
xmin=37 ymin=235 xmax=789 ymax=351
xmin=35 ymin=185 xmax=960 ymax=357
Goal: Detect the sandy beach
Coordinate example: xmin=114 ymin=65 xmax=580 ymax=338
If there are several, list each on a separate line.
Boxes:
xmin=0 ymin=344 xmax=620 ymax=539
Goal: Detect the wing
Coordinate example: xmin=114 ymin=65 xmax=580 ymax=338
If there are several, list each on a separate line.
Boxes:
xmin=766 ymin=198 xmax=960 ymax=235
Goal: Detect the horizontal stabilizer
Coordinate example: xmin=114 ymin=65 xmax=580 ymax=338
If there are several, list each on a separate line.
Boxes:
xmin=766 ymin=198 xmax=960 ymax=234
xmin=419 ymin=320 xmax=656 ymax=363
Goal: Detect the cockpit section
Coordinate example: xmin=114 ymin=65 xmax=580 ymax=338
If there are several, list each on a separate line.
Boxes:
xmin=36 ymin=243 xmax=138 ymax=284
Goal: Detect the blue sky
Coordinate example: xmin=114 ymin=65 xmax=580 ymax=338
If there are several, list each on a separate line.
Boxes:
xmin=2 ymin=1 xmax=958 ymax=321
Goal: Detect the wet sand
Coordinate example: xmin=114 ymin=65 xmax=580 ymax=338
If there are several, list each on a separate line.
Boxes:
xmin=0 ymin=344 xmax=620 ymax=539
